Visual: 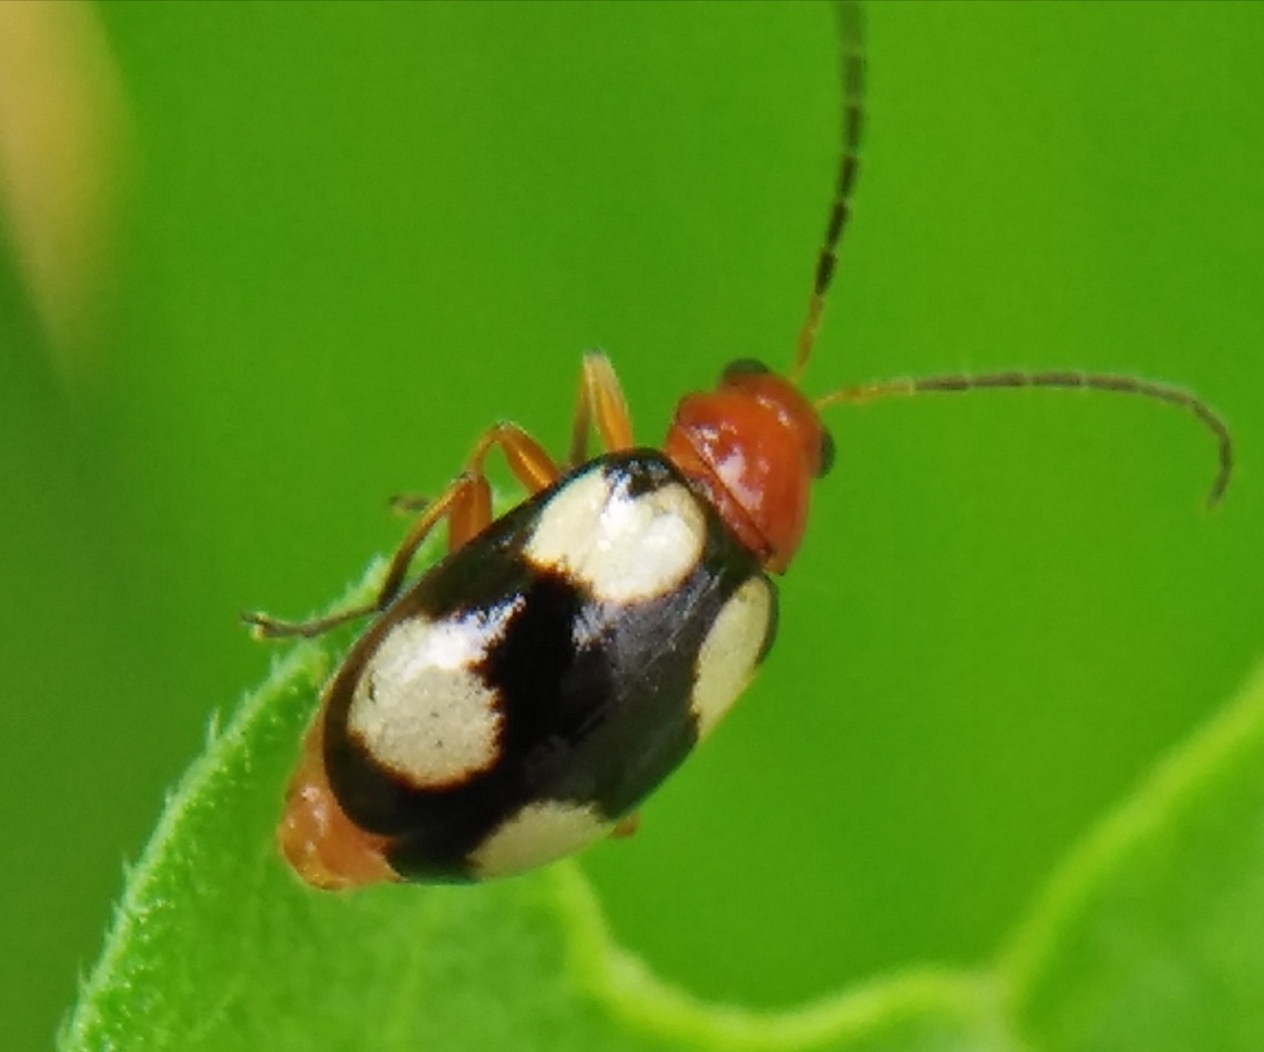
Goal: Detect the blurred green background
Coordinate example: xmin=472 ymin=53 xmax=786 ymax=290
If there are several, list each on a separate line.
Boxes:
xmin=3 ymin=2 xmax=1262 ymax=1048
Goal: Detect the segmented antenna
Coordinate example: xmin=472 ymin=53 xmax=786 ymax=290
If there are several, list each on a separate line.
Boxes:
xmin=816 ymin=370 xmax=1234 ymax=506
xmin=796 ymin=4 xmax=1232 ymax=505
xmin=792 ymin=0 xmax=865 ymax=382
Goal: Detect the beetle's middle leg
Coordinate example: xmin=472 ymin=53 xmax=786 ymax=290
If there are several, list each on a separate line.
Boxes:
xmin=243 ymin=476 xmax=486 ymax=639
xmin=245 ymin=421 xmax=561 ymax=640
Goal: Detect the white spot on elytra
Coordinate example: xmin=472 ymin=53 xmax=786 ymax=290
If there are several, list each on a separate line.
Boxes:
xmin=468 ymin=800 xmax=610 ymax=878
xmin=524 ymin=468 xmax=705 ymax=602
xmin=691 ymin=576 xmax=772 ymax=739
xmin=347 ymin=601 xmax=520 ymax=789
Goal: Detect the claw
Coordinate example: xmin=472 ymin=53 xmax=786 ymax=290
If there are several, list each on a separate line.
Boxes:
xmin=610 ymin=813 xmax=641 ymax=839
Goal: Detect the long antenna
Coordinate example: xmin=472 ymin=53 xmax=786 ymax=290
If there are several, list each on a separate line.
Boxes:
xmin=816 ymin=369 xmax=1234 ymax=506
xmin=792 ymin=0 xmax=865 ymax=382
xmin=796 ymin=4 xmax=1232 ymax=506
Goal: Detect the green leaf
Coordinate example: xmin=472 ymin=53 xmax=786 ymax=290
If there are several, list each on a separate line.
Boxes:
xmin=59 ymin=545 xmax=1264 ymax=1051
xmin=58 ymin=557 xmax=1013 ymax=1052
xmin=1004 ymin=662 xmax=1264 ymax=1052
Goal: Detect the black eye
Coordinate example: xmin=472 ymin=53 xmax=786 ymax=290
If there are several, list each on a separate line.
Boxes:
xmin=816 ymin=428 xmax=836 ymax=478
xmin=720 ymin=358 xmax=770 ymax=384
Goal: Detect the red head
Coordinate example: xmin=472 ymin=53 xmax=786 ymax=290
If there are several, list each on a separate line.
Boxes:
xmin=664 ymin=359 xmax=833 ymax=573
xmin=654 ymin=5 xmax=856 ymax=575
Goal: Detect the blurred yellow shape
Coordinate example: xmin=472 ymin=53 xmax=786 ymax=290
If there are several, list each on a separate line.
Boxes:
xmin=0 ymin=0 xmax=131 ymax=381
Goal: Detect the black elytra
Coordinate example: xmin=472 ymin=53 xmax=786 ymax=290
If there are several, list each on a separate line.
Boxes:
xmin=320 ymin=449 xmax=779 ymax=882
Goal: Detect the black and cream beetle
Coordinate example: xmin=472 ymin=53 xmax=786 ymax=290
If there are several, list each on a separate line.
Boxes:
xmin=247 ymin=4 xmax=1232 ymax=889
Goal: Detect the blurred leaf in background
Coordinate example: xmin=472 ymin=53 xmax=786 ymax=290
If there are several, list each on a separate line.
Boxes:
xmin=3 ymin=2 xmax=1263 ymax=1050
xmin=0 ymin=0 xmax=130 ymax=378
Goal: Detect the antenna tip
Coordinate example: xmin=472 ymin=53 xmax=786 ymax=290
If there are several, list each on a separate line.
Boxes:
xmin=1202 ymin=442 xmax=1233 ymax=509
xmin=1205 ymin=470 xmax=1232 ymax=510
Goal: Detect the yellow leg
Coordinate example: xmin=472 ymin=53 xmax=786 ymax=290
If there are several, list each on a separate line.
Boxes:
xmin=568 ymin=351 xmax=635 ymax=468
xmin=245 ymin=421 xmax=563 ymax=640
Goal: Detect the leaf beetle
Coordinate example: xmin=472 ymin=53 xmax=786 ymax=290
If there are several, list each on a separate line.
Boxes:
xmin=247 ymin=4 xmax=1232 ymax=889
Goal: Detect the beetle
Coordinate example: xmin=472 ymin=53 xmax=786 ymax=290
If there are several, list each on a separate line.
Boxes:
xmin=246 ymin=4 xmax=1232 ymax=889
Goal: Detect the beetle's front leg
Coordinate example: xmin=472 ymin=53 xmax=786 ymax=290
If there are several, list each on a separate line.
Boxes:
xmin=567 ymin=351 xmax=635 ymax=468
